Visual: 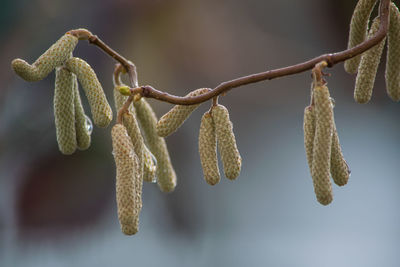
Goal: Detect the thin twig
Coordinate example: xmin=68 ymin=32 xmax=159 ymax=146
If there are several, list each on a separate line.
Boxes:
xmin=117 ymin=95 xmax=134 ymax=124
xmin=74 ymin=0 xmax=390 ymax=106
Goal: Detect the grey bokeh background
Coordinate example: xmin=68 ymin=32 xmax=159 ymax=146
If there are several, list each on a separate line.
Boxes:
xmin=1 ymin=0 xmax=399 ymax=266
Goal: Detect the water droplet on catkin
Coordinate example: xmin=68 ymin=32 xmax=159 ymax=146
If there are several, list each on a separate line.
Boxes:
xmin=85 ymin=115 xmax=93 ymax=134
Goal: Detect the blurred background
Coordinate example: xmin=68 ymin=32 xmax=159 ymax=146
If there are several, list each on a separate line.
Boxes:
xmin=1 ymin=0 xmax=399 ymax=266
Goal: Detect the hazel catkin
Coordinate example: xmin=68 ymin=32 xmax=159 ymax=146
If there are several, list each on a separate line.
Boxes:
xmin=344 ymin=0 xmax=378 ymax=74
xmin=212 ymin=104 xmax=241 ymax=180
xmin=73 ymin=77 xmax=91 ymax=150
xmin=134 ymin=98 xmax=177 ymax=192
xmin=311 ymin=85 xmax=333 ymax=205
xmin=199 ymin=112 xmax=220 ymax=185
xmin=122 ymin=113 xmax=144 ymax=228
xmin=65 ymin=57 xmax=113 ymax=128
xmin=385 ymin=3 xmax=400 ymax=102
xmin=12 ymin=33 xmax=78 ymax=82
xmin=330 ymin=120 xmax=350 ymax=186
xmin=111 ymin=124 xmax=141 ymax=235
xmin=354 ymin=17 xmax=386 ymax=104
xmin=156 ymin=88 xmax=211 ymax=137
xmin=54 ymin=66 xmax=77 ymax=155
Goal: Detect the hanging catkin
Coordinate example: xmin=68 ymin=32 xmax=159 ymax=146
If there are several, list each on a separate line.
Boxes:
xmin=122 ymin=112 xmax=143 ymax=229
xmin=311 ymin=84 xmax=333 ymax=205
xmin=303 ymin=105 xmax=316 ymax=171
xmin=344 ymin=0 xmax=378 ymax=74
xmin=156 ymin=88 xmax=211 ymax=137
xmin=385 ymin=3 xmax=400 ymax=102
xmin=111 ymin=124 xmax=141 ymax=235
xmin=212 ymin=104 xmax=241 ymax=180
xmin=134 ymin=98 xmax=177 ymax=192
xmin=199 ymin=112 xmax=220 ymax=185
xmin=54 ymin=66 xmax=77 ymax=155
xmin=330 ymin=119 xmax=350 ymax=186
xmin=73 ymin=76 xmax=91 ymax=150
xmin=12 ymin=33 xmax=78 ymax=82
xmin=65 ymin=57 xmax=113 ymax=127
xmin=354 ymin=17 xmax=386 ymax=104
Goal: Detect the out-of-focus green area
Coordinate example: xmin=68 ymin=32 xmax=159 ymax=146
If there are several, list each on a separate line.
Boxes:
xmin=1 ymin=0 xmax=399 ymax=266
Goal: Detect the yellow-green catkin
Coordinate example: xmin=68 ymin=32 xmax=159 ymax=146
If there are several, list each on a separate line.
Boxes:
xmin=54 ymin=66 xmax=76 ymax=155
xmin=134 ymin=98 xmax=177 ymax=192
xmin=311 ymin=85 xmax=333 ymax=205
xmin=122 ymin=112 xmax=143 ymax=229
xmin=199 ymin=112 xmax=220 ymax=185
xmin=330 ymin=119 xmax=350 ymax=186
xmin=344 ymin=0 xmax=378 ymax=74
xmin=385 ymin=3 xmax=400 ymax=102
xmin=354 ymin=17 xmax=386 ymax=103
xmin=142 ymin=145 xmax=157 ymax=183
xmin=65 ymin=57 xmax=112 ymax=127
xmin=73 ymin=76 xmax=91 ymax=150
xmin=212 ymin=104 xmax=241 ymax=180
xmin=303 ymin=105 xmax=316 ymax=171
xmin=111 ymin=124 xmax=141 ymax=235
xmin=156 ymin=88 xmax=210 ymax=137
xmin=12 ymin=33 xmax=78 ymax=82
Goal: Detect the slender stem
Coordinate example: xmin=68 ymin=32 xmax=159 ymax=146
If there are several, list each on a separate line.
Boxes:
xmin=117 ymin=95 xmax=134 ymax=124
xmin=78 ymin=0 xmax=390 ymax=106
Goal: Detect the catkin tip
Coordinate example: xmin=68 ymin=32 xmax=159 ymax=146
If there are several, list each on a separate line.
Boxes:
xmin=121 ymin=224 xmax=138 ymax=235
xmin=317 ymin=195 xmax=333 ymax=206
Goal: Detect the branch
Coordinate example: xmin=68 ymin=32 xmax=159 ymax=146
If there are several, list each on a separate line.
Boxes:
xmin=70 ymin=0 xmax=390 ymax=106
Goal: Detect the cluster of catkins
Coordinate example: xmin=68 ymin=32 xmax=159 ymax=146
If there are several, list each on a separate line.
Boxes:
xmin=11 ymin=28 xmax=243 ymax=235
xmin=112 ymin=85 xmax=242 ymax=233
xmin=303 ymin=81 xmax=350 ymax=205
xmin=156 ymin=89 xmax=242 ymax=185
xmin=11 ymin=31 xmax=113 ymax=154
xmin=345 ymin=0 xmax=400 ymax=103
xmin=303 ymin=0 xmax=400 ymax=205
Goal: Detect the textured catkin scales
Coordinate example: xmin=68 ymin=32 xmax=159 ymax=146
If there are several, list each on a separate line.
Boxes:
xmin=354 ymin=17 xmax=386 ymax=104
xmin=54 ymin=67 xmax=77 ymax=155
xmin=134 ymin=98 xmax=177 ymax=192
xmin=311 ymin=85 xmax=333 ymax=205
xmin=330 ymin=120 xmax=350 ymax=186
xmin=111 ymin=124 xmax=140 ymax=235
xmin=12 ymin=34 xmax=78 ymax=82
xmin=344 ymin=0 xmax=378 ymax=74
xmin=73 ymin=77 xmax=91 ymax=150
xmin=122 ymin=112 xmax=144 ymax=178
xmin=122 ymin=112 xmax=144 ymax=223
xmin=199 ymin=112 xmax=220 ymax=185
xmin=157 ymin=88 xmax=210 ymax=137
xmin=212 ymin=105 xmax=241 ymax=180
xmin=385 ymin=3 xmax=400 ymax=102
xmin=303 ymin=106 xmax=316 ymax=171
xmin=65 ymin=57 xmax=112 ymax=127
